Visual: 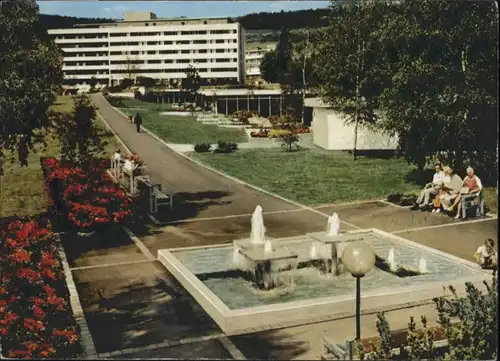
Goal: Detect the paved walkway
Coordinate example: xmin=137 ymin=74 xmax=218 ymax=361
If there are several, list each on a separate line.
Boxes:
xmin=77 ymin=94 xmax=497 ymax=360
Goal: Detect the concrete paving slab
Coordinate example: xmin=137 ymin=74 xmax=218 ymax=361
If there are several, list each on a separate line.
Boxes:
xmin=72 ymin=261 xmax=219 ymax=354
xmin=315 ymin=201 xmax=463 ymax=232
xmin=112 ymin=340 xmax=232 ymax=359
xmin=152 ymin=190 xmax=300 ymax=224
xmin=60 ymin=226 xmax=148 ymax=268
xmin=133 ymin=209 xmax=355 ymax=256
xmin=231 ymin=303 xmax=440 ymax=360
xmin=396 ymin=219 xmax=498 ymax=262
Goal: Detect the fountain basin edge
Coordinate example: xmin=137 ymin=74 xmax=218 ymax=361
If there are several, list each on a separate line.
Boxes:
xmin=157 ymin=229 xmax=490 ymax=335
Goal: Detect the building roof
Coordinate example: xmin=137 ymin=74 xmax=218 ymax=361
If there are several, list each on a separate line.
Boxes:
xmin=304 ymin=97 xmax=331 ymax=108
xmin=73 ymin=15 xmax=233 ymax=28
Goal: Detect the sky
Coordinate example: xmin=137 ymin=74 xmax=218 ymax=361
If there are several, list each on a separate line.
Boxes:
xmin=37 ymin=1 xmax=330 ymax=19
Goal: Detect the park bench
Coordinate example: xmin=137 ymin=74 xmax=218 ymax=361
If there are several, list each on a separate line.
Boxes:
xmin=321 ymin=337 xmax=354 ymax=360
xmin=460 ymin=189 xmax=485 ymax=219
xmin=135 ymin=176 xmax=173 ymax=214
xmin=321 ymin=334 xmax=450 ymax=360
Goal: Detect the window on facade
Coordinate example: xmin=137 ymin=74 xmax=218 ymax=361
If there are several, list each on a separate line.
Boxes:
xmin=177 ymin=59 xmax=189 ymax=63
xmin=196 ymin=59 xmax=208 ymax=63
xmin=131 ymin=51 xmax=139 ymax=55
xmin=215 ymin=49 xmax=225 ymax=53
xmin=177 ymin=40 xmax=190 ymax=45
xmin=198 ymin=49 xmax=208 ymax=54
xmin=147 ymin=50 xmax=156 ymax=55
xmin=164 ymin=41 xmax=173 ymax=45
xmin=181 ymin=50 xmax=190 ymax=54
xmin=164 ymin=31 xmax=177 ymax=36
xmin=160 ymin=50 xmax=177 ymax=54
xmin=164 ymin=60 xmax=173 ymax=63
xmin=216 ymin=58 xmax=230 ymax=63
xmin=147 ymin=41 xmax=159 ymax=45
xmin=215 ymin=39 xmax=224 ymax=44
xmin=211 ymin=30 xmax=230 ymax=34
xmin=193 ymin=40 xmax=207 ymax=44
xmin=148 ymin=60 xmax=161 ymax=64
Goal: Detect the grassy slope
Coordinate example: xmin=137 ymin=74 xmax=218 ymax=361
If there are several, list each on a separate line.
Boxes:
xmin=0 ymin=96 xmax=122 ymax=218
xmin=113 ymin=98 xmax=248 ymax=144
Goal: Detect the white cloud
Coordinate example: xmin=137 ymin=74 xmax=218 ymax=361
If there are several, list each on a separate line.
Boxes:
xmin=103 ymin=4 xmax=133 ymax=18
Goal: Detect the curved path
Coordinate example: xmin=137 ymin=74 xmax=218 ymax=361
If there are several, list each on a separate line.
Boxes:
xmin=90 ymin=94 xmax=354 ymax=251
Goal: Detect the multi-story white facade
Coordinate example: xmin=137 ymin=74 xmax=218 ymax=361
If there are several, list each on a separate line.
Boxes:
xmin=245 ymin=46 xmax=272 ymax=77
xmin=48 ymin=12 xmax=246 ymax=88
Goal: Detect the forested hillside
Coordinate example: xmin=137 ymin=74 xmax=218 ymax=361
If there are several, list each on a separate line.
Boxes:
xmin=39 ymin=7 xmax=329 ymax=31
xmin=236 ymin=8 xmax=329 ymax=30
xmin=39 ymin=14 xmax=114 ymax=29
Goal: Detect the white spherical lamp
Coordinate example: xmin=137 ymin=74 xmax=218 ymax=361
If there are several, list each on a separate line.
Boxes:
xmin=342 ymin=242 xmax=375 ymax=277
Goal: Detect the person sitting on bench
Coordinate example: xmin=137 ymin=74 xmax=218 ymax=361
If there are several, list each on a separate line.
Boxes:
xmin=474 ymin=238 xmax=497 ymax=269
xmin=434 ymin=166 xmax=462 ymax=213
xmin=113 ymin=149 xmax=122 ymax=162
xmin=446 ymin=167 xmax=483 ymax=219
xmin=413 ymin=163 xmax=444 ymax=210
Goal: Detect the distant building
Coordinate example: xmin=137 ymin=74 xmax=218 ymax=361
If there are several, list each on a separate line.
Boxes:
xmin=245 ymin=45 xmax=273 ymax=78
xmin=305 ymin=98 xmax=399 ymax=151
xmin=47 ymin=12 xmax=246 ymax=89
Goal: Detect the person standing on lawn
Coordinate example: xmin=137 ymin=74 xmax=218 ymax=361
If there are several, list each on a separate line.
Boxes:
xmin=134 ymin=112 xmax=142 ymax=133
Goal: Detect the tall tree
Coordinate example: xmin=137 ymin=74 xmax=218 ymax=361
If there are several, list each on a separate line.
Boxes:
xmin=0 ymin=0 xmax=63 ymax=174
xmin=315 ymin=0 xmax=390 ymax=160
xmin=182 ymin=66 xmax=202 ymax=104
xmin=51 ymin=95 xmax=106 ymax=168
xmin=378 ymin=0 xmax=498 ymax=176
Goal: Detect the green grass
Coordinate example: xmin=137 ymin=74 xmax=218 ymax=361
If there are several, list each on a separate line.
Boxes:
xmin=191 ymin=148 xmax=498 ymax=211
xmin=0 ymin=96 xmax=123 ymax=218
xmin=108 ymin=97 xmax=172 ymax=111
xmin=191 ymin=148 xmax=422 ymax=206
xmin=117 ymin=104 xmax=248 ymax=144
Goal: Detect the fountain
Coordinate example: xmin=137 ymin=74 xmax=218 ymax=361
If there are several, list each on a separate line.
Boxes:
xmin=250 ymin=205 xmax=265 ymax=244
xmin=309 ymin=244 xmax=318 ymax=259
xmin=158 ymin=206 xmax=490 ymax=335
xmin=232 ymin=206 xmax=298 ymax=290
xmin=388 ymin=248 xmax=397 ymax=272
xmin=264 ymin=240 xmax=273 ymax=254
xmin=419 ymin=258 xmax=428 ymax=274
xmin=327 ymin=213 xmax=340 ymax=236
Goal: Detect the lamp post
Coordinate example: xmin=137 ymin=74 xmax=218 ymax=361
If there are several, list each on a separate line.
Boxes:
xmin=342 ymin=242 xmax=375 ymax=341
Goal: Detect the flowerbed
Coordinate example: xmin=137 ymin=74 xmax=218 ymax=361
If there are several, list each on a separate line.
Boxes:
xmin=41 ymin=157 xmax=135 ymax=232
xmin=0 ymin=218 xmax=82 ymax=359
xmin=250 ymin=129 xmax=270 ymax=138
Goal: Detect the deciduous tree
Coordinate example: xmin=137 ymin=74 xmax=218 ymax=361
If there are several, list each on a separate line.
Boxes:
xmin=0 ymin=0 xmax=63 ymax=174
xmin=315 ymin=1 xmax=391 ymax=160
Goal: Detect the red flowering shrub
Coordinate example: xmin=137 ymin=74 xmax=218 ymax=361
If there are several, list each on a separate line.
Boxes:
xmin=0 ymin=218 xmax=82 ymax=359
xmin=42 ymin=157 xmax=135 ymax=230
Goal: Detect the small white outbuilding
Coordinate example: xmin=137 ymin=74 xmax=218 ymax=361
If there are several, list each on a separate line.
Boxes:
xmin=305 ymin=98 xmax=398 ymax=151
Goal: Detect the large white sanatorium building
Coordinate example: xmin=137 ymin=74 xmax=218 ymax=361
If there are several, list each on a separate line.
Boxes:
xmin=47 ymin=12 xmax=246 ymax=88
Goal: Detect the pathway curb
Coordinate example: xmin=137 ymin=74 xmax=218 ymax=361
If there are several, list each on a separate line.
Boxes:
xmin=57 ymin=236 xmax=99 ymax=359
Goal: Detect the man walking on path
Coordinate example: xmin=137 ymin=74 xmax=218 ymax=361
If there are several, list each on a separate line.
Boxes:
xmin=134 ymin=112 xmax=142 ymax=133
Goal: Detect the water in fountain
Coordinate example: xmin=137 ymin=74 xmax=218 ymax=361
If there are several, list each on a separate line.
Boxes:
xmin=419 ymin=258 xmax=428 ymax=274
xmin=309 ymin=243 xmax=318 ymax=259
xmin=232 ymin=246 xmax=245 ymax=269
xmin=388 ymin=248 xmax=397 ymax=272
xmin=327 ymin=213 xmax=340 ymax=236
xmin=264 ymin=240 xmax=273 ymax=254
xmin=250 ymin=205 xmax=266 ymax=244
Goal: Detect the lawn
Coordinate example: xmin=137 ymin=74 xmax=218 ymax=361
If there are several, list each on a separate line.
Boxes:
xmin=107 ymin=96 xmax=172 ymax=111
xmin=115 ymin=99 xmax=248 ymax=144
xmin=0 ymin=95 xmax=123 ymax=218
xmin=191 ymin=148 xmax=498 ymax=212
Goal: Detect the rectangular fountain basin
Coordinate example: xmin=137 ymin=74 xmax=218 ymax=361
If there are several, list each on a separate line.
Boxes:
xmin=308 ymin=232 xmax=365 ymax=245
xmin=239 ymin=247 xmax=297 ymax=263
xmin=157 ymin=229 xmax=491 ymax=335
